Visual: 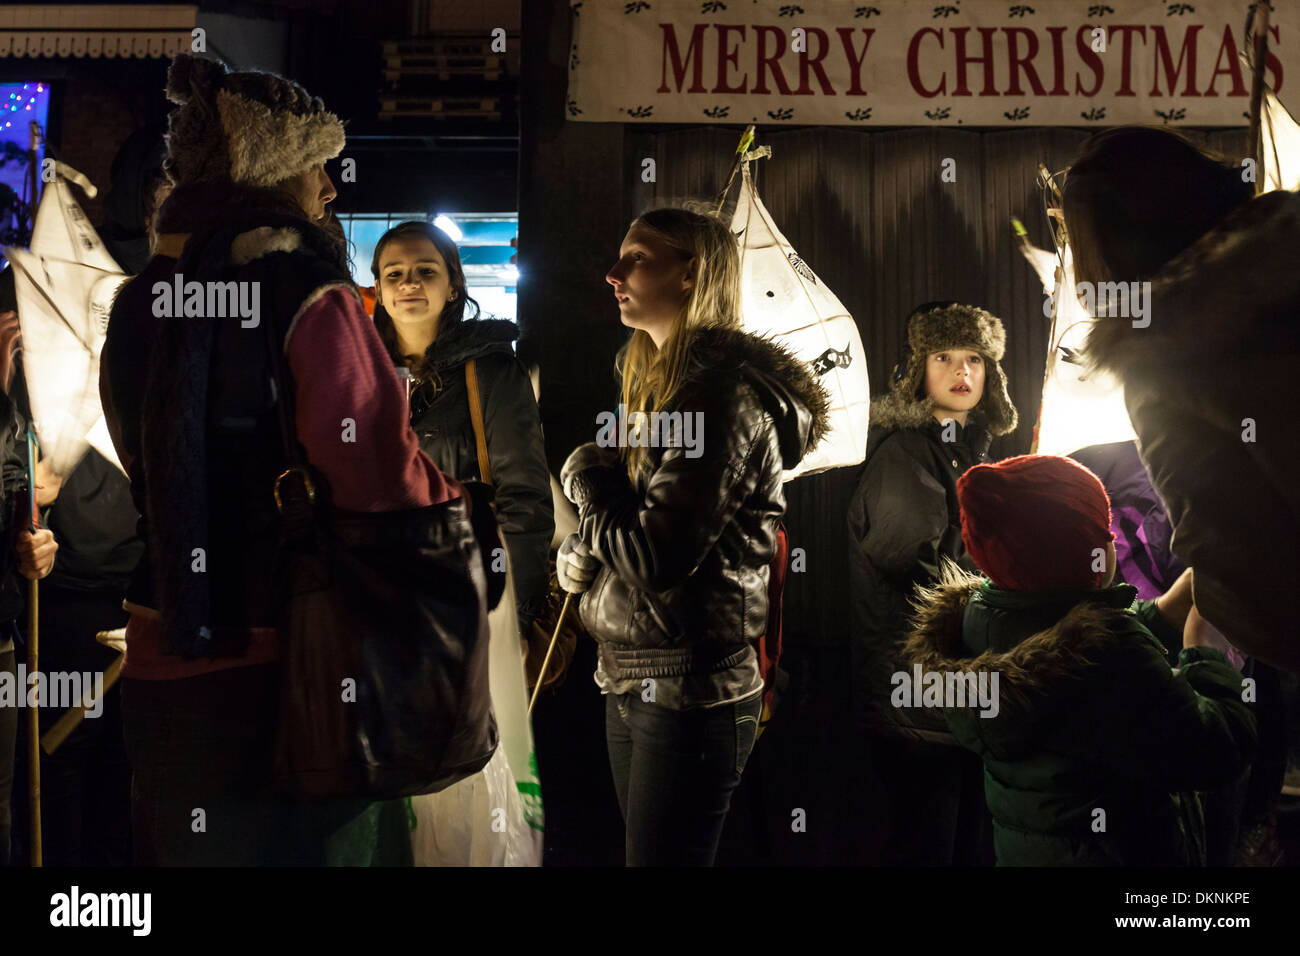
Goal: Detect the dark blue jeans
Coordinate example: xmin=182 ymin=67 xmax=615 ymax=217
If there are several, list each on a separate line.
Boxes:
xmin=605 ymin=690 xmax=761 ymax=866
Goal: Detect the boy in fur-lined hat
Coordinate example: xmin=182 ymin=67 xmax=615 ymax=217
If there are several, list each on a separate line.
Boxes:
xmin=847 ymin=301 xmax=1017 ymax=864
xmin=904 ymin=454 xmax=1256 ymax=866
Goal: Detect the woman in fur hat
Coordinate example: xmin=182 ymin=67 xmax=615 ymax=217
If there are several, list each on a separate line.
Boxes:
xmin=846 ymin=301 xmax=1018 ymax=865
xmin=100 ymin=54 xmax=459 ymax=865
xmin=555 ymin=206 xmax=829 ymax=866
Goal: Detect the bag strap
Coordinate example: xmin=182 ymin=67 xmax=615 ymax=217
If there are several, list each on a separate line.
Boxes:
xmin=465 ymin=359 xmax=492 ymax=486
xmin=261 ymin=300 xmax=318 ymax=540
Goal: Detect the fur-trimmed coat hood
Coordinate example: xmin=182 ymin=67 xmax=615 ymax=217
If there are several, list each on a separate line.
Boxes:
xmin=680 ymin=325 xmax=832 ymax=471
xmin=897 ymin=563 xmax=1257 ymax=866
xmin=902 ymin=563 xmax=1156 ymax=755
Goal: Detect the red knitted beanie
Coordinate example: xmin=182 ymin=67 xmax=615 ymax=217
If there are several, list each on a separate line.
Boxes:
xmin=957 ymin=455 xmax=1115 ymax=591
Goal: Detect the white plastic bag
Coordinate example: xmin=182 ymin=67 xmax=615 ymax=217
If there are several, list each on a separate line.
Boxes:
xmin=408 ymin=741 xmax=538 ymax=866
xmin=408 ymin=553 xmax=544 ymax=866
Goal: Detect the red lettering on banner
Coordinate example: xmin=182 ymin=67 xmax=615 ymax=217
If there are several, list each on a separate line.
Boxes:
xmin=1266 ymin=26 xmax=1284 ymax=93
xmin=1075 ymin=25 xmax=1104 ymax=95
xmin=658 ymin=23 xmax=708 ymax=93
xmin=837 ymin=27 xmax=874 ymax=95
xmin=1107 ymin=25 xmax=1148 ymax=97
xmin=952 ymin=26 xmax=999 ymax=96
xmin=753 ymin=25 xmax=793 ymax=94
xmin=648 ymin=18 xmax=1276 ymax=109
xmin=797 ymin=27 xmax=836 ymax=95
xmin=908 ymin=28 xmax=946 ymax=97
xmin=1045 ymin=26 xmax=1068 ymax=95
xmin=1004 ymin=27 xmax=1047 ymax=95
xmin=1205 ymin=24 xmax=1246 ymax=96
xmin=716 ymin=24 xmax=747 ymax=93
xmin=1150 ymin=25 xmax=1201 ymax=96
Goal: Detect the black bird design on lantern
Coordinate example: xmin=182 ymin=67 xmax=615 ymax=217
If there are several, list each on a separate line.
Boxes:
xmin=812 ymin=343 xmax=853 ymax=375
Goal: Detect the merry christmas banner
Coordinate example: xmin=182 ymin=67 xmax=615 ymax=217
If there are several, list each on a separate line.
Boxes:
xmin=567 ymin=0 xmax=1287 ymax=126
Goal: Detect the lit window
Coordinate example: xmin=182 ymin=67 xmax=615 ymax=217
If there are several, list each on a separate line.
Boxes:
xmin=335 ymin=212 xmax=519 ymax=324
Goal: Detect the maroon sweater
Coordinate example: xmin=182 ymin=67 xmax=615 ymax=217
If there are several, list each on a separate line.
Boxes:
xmin=121 ymin=286 xmax=460 ymax=680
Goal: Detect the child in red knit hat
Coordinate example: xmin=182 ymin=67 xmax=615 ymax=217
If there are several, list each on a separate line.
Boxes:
xmin=903 ymin=454 xmax=1256 ymax=865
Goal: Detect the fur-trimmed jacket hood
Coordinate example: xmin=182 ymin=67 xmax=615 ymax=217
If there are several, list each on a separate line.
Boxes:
xmin=897 ymin=563 xmax=1257 ymax=866
xmin=680 ymin=325 xmax=832 ymax=472
xmin=901 ymin=564 xmax=1158 ymax=755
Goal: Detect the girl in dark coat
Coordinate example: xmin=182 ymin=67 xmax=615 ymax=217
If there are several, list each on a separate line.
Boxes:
xmin=846 ymin=302 xmax=1018 ymax=864
xmin=556 ymin=207 xmax=829 ymax=866
xmin=370 ymin=221 xmax=553 ymax=640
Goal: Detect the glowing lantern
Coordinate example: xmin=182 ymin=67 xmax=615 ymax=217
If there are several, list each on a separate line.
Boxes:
xmin=1019 ymin=235 xmax=1135 ymax=457
xmin=728 ymin=152 xmax=870 ymax=480
xmin=3 ymin=164 xmax=128 ymax=476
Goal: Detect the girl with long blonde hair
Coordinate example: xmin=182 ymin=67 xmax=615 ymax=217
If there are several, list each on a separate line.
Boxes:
xmin=556 ymin=206 xmax=829 ymax=865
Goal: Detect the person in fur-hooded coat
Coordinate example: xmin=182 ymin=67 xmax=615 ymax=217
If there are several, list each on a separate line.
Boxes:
xmin=562 ymin=324 xmax=830 ymax=711
xmin=555 ymin=205 xmax=829 ymax=865
xmin=904 ymin=455 xmax=1257 ymax=866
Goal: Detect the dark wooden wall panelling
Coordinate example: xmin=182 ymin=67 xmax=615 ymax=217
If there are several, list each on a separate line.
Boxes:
xmin=643 ymin=126 xmax=1093 ymax=651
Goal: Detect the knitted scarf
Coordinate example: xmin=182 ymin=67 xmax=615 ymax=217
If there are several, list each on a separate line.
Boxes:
xmin=140 ymin=180 xmax=349 ymax=658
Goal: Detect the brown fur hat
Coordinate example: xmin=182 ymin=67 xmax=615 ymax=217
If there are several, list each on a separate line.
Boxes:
xmin=873 ymin=303 xmax=1019 ymax=436
xmin=162 ymin=53 xmax=345 ymax=188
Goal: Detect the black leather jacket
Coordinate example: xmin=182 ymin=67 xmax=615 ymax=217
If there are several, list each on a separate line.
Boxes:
xmin=409 ymin=319 xmax=553 ymax=633
xmin=561 ymin=326 xmax=829 ymax=710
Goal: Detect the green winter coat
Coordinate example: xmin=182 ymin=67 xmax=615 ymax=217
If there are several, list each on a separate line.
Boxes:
xmin=903 ymin=565 xmax=1257 ymax=866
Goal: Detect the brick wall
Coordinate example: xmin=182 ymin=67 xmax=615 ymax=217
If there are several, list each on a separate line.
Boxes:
xmin=50 ymin=58 xmax=169 ymax=225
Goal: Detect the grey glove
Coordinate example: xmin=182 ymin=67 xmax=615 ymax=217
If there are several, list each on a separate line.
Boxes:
xmin=560 ymin=442 xmax=626 ymax=510
xmin=556 ymin=533 xmax=601 ymax=595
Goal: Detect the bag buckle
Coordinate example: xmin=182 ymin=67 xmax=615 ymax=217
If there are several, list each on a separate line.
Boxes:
xmin=274 ymin=467 xmax=317 ymax=512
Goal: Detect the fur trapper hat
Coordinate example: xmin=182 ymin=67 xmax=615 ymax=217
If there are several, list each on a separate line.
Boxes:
xmin=872 ymin=303 xmax=1019 ymax=436
xmin=162 ymin=53 xmax=345 ymax=188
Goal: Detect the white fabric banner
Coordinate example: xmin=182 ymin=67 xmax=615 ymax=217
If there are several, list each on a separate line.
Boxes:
xmin=567 ymin=0 xmax=1286 ymax=127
